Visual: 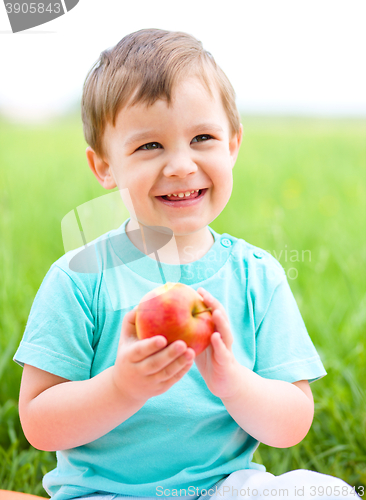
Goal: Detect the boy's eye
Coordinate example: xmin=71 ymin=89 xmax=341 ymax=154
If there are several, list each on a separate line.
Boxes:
xmin=136 ymin=135 xmax=212 ymax=151
xmin=191 ymin=134 xmax=212 ymax=143
xmin=137 ymin=142 xmax=162 ymax=151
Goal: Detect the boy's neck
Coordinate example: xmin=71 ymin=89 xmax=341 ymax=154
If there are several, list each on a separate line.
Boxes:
xmin=125 ymin=219 xmax=214 ymax=265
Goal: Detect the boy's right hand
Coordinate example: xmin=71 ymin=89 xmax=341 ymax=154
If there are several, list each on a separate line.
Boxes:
xmin=112 ymin=307 xmax=195 ymax=404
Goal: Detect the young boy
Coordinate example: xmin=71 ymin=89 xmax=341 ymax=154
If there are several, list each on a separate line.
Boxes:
xmin=14 ymin=29 xmax=361 ymax=500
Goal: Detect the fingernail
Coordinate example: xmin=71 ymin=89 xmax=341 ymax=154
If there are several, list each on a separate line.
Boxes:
xmin=156 ymin=337 xmax=167 ymax=347
xmin=175 ymin=342 xmax=185 ymax=353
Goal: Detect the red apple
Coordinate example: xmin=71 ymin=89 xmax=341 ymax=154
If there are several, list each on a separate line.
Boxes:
xmin=135 ymin=282 xmax=215 ymax=355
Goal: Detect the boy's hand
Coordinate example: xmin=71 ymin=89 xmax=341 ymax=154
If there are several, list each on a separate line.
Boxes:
xmin=194 ymin=288 xmax=242 ymax=400
xmin=112 ymin=307 xmax=195 ymax=405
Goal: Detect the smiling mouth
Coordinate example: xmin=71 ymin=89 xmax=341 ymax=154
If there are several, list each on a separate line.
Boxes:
xmin=155 ymin=188 xmax=208 ymax=207
xmin=160 ymin=189 xmax=203 ymax=201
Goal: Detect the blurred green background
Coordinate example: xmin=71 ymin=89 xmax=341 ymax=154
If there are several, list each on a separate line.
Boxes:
xmin=0 ymin=114 xmax=365 ymax=495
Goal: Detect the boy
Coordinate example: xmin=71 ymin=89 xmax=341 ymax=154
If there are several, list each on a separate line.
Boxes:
xmin=14 ymin=29 xmax=361 ymax=500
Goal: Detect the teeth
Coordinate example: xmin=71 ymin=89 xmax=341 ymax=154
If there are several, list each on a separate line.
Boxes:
xmin=167 ymin=189 xmax=200 ymax=197
xmin=164 ymin=189 xmax=200 ymax=197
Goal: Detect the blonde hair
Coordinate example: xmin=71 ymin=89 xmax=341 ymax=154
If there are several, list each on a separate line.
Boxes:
xmin=81 ymin=28 xmax=241 ymax=159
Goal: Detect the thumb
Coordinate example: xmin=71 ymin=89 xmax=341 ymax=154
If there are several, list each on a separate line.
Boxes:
xmin=118 ymin=306 xmax=138 ymax=347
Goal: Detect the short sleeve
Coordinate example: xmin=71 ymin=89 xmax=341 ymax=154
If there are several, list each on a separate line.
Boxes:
xmin=13 ymin=264 xmax=95 ymax=381
xmin=253 ymin=276 xmax=327 ymax=384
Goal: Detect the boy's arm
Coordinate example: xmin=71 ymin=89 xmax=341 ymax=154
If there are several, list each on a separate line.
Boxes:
xmin=19 ymin=309 xmax=195 ymax=452
xmin=221 ymin=369 xmax=314 ymax=449
xmin=195 ymin=288 xmax=315 ymax=449
xmin=19 ymin=363 xmax=144 ymax=452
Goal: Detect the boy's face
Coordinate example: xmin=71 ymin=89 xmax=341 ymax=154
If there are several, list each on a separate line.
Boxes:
xmin=87 ymin=76 xmax=243 ymax=237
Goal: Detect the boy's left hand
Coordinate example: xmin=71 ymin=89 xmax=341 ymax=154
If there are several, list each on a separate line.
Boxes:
xmin=195 ymin=287 xmax=241 ymax=400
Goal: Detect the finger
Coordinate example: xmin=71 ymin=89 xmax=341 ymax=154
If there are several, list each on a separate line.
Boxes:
xmin=210 ymin=332 xmax=230 ymax=366
xmin=196 ymin=287 xmax=206 ymax=302
xmin=158 ymin=351 xmax=195 ymax=388
xmin=211 ymin=309 xmax=233 ymax=349
xmin=155 ymin=347 xmax=195 ymax=382
xmin=118 ymin=308 xmax=138 ymax=346
xmin=139 ymin=339 xmax=189 ymax=375
xmin=197 ymin=288 xmax=228 ymax=319
xmin=128 ymin=335 xmax=168 ymax=363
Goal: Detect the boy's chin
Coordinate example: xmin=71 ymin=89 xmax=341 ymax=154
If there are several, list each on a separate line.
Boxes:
xmin=129 ymin=216 xmax=211 ymax=238
xmin=168 ymin=223 xmax=211 ymax=238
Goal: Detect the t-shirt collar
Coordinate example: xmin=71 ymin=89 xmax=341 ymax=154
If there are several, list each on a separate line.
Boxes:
xmin=109 ymin=218 xmax=236 ymax=285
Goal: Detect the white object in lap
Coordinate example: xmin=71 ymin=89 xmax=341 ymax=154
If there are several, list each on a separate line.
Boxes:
xmin=198 ymin=469 xmax=361 ymax=500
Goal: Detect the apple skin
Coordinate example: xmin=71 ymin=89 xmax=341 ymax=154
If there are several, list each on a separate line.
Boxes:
xmin=135 ymin=282 xmax=215 ymax=355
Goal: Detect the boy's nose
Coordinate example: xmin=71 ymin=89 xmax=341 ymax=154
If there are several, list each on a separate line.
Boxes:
xmin=162 ymin=153 xmax=198 ymax=178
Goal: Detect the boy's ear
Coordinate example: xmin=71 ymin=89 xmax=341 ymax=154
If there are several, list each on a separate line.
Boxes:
xmin=85 ymin=147 xmax=117 ymax=190
xmin=229 ymin=123 xmax=243 ymax=168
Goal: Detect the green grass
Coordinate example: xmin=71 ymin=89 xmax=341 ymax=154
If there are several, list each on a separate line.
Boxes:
xmin=0 ymin=113 xmax=365 ymax=495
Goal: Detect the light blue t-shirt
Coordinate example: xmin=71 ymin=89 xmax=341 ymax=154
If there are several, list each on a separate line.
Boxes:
xmin=14 ymin=219 xmax=327 ymax=500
